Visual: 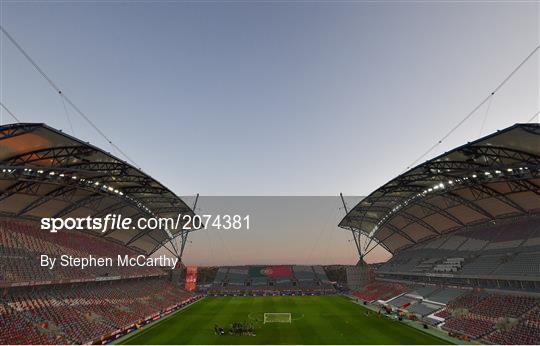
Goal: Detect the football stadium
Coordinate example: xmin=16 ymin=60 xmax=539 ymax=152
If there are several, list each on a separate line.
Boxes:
xmin=0 ymin=123 xmax=538 ymax=345
xmin=1 ymin=2 xmax=539 ymax=346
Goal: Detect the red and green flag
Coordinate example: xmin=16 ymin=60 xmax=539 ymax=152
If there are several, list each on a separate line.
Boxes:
xmin=248 ymin=265 xmax=292 ymax=278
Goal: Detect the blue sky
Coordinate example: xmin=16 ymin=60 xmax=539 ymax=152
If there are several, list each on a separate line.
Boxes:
xmin=1 ymin=1 xmax=538 ymax=264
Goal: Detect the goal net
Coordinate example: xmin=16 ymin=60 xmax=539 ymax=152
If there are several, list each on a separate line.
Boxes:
xmin=263 ymin=312 xmax=292 ymax=324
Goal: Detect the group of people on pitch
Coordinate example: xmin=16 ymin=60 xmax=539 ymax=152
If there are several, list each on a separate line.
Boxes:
xmin=214 ymin=322 xmax=255 ymax=336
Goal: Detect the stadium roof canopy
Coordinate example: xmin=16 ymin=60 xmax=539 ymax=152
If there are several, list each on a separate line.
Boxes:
xmin=0 ymin=123 xmax=195 ymax=255
xmin=339 ymin=123 xmax=540 ymax=255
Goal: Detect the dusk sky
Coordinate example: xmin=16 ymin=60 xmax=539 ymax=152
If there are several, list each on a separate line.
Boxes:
xmin=1 ymin=1 xmax=538 ymax=265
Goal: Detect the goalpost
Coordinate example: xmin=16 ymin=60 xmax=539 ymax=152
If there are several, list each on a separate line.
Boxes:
xmin=263 ymin=312 xmax=292 ymax=324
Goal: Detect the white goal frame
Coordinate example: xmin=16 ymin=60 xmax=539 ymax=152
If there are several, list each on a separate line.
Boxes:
xmin=263 ymin=312 xmax=292 ymax=324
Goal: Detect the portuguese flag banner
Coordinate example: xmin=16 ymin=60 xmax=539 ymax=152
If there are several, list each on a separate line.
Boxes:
xmin=249 ymin=265 xmax=292 ymax=278
xmin=249 ymin=266 xmax=267 ymax=278
xmin=268 ymin=265 xmax=292 ymax=278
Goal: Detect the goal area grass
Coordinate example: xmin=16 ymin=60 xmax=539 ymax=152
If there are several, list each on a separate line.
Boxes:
xmin=264 ymin=312 xmax=292 ymax=324
xmin=118 ymin=295 xmax=450 ymax=345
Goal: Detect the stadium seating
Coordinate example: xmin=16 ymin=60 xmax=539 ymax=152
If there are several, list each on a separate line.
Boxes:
xmin=492 ymin=251 xmax=540 ymax=277
xmin=377 ymin=252 xmax=423 ymax=273
xmin=0 ymin=221 xmax=165 ymax=285
xmin=434 ymin=292 xmax=489 ymax=318
xmin=526 ymin=307 xmax=540 ymax=326
xmin=352 ymin=281 xmax=408 ymax=302
xmin=407 ymin=285 xmax=439 ymax=297
xmin=209 ymin=265 xmax=335 ymax=294
xmin=275 ymin=278 xmax=293 ymax=288
xmin=293 ymin=265 xmax=316 ymax=281
xmin=443 ymin=316 xmax=495 ymax=339
xmin=485 ymin=322 xmax=540 ymax=345
xmin=214 ymin=267 xmax=228 ymax=282
xmin=374 ymin=217 xmax=540 ymax=281
xmin=424 ymin=288 xmax=466 ymax=304
xmin=0 ymin=219 xmax=199 ymax=344
xmin=353 ymin=217 xmax=540 ymax=343
xmin=313 ymin=265 xmax=330 ymax=281
xmin=433 ymin=291 xmax=540 ymax=342
xmin=227 ymin=267 xmax=248 ymax=285
xmin=469 ymin=294 xmax=540 ymax=319
xmin=407 ymin=302 xmax=441 ymax=317
xmin=458 ymin=237 xmax=489 ymax=251
xmin=0 ymin=304 xmax=67 ymax=344
xmin=251 ymin=277 xmax=268 ymax=286
xmin=0 ymin=278 xmax=194 ymax=344
xmin=459 ymin=254 xmax=506 ymax=275
xmin=438 ymin=235 xmax=468 ymax=250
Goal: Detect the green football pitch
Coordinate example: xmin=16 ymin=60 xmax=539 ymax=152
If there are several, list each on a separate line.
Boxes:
xmin=118 ymin=295 xmax=451 ymax=344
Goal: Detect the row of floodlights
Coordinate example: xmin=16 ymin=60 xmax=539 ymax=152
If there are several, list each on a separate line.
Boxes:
xmin=1 ymin=167 xmax=154 ymax=215
xmin=423 ymin=167 xmax=529 ymax=195
xmin=369 ymin=166 xmax=532 ymax=236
